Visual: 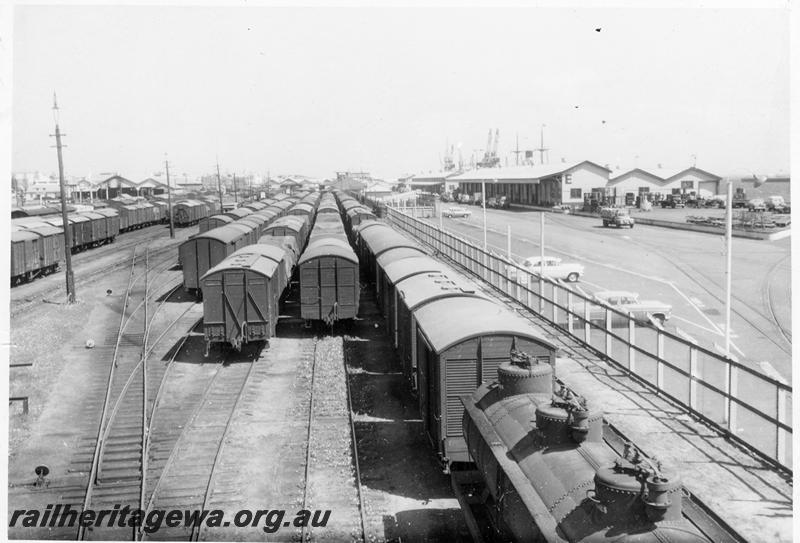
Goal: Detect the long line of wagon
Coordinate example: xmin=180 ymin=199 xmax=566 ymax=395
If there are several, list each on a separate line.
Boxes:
xmin=10 ymin=195 xmax=221 ymax=286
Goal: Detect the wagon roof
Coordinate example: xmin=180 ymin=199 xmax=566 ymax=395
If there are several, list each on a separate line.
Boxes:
xmin=382 ymin=256 xmax=449 ymax=284
xmin=176 ymin=200 xmax=203 ymax=207
xmin=91 ymin=208 xmax=119 ymax=217
xmin=354 ymin=219 xmax=385 ymax=234
xmin=200 ymin=250 xmax=280 ymax=282
xmin=225 ymin=208 xmax=253 ymax=218
xmin=207 ymin=214 xmax=234 ymax=224
xmin=189 ymin=223 xmax=252 ymax=243
xmin=340 ymin=200 xmax=363 ymax=212
xmin=15 ymin=220 xmax=54 ymax=229
xmin=80 ymin=211 xmax=104 ymax=219
xmin=272 ymin=200 xmax=295 ymax=210
xmin=299 ymin=238 xmax=358 ymax=265
xmin=67 ymin=214 xmax=92 ymax=223
xmin=376 ymin=246 xmax=428 ymax=269
xmin=413 ymin=297 xmax=557 ymax=354
xmin=291 ymin=202 xmax=315 ymax=212
xmin=257 ymin=235 xmax=299 ymax=257
xmin=26 ymin=224 xmax=64 ymax=236
xmin=361 ymin=228 xmax=421 ymax=257
xmin=12 ymin=230 xmax=40 ymax=241
xmin=346 ymin=206 xmax=374 ymax=217
xmin=396 ymin=271 xmax=485 ymax=312
xmin=243 ymin=202 xmax=268 ymax=210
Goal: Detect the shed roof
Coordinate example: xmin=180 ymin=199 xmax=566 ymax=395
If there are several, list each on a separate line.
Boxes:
xmin=382 ymin=256 xmax=449 ymax=285
xmin=414 ymin=297 xmax=555 ymax=354
xmin=450 ymin=161 xmax=610 ymax=182
xmin=299 ymin=238 xmax=358 ymax=265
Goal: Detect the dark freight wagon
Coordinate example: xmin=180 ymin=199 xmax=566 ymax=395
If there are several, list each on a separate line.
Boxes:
xmin=174 ymin=200 xmax=209 ymax=226
xmin=411 ymin=296 xmax=558 ymax=467
xmin=178 ymin=223 xmax=258 ymax=292
xmin=298 ymin=238 xmax=360 ymax=324
xmin=91 ymin=208 xmax=121 ymax=242
xmin=374 ymin=246 xmax=428 ymax=311
xmin=379 ymin=255 xmax=449 ymax=347
xmin=198 ymin=214 xmax=234 ymax=233
xmin=200 ymin=244 xmax=291 ymax=351
xmin=11 ymin=230 xmax=43 ymax=284
xmin=262 ymin=216 xmax=310 ymax=250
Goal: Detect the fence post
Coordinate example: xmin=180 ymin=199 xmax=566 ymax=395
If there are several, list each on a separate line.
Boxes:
xmin=689 ymin=346 xmax=698 ymax=411
xmin=777 ymin=387 xmax=787 ymax=465
xmin=656 ymin=330 xmax=664 ymax=391
xmin=567 ymin=291 xmax=574 ymax=334
xmin=628 ymin=315 xmax=636 ymax=372
xmin=552 ymin=285 xmax=558 ymax=324
xmin=583 ymin=300 xmax=591 ymax=341
xmin=605 ymin=308 xmax=612 ymax=356
xmin=726 ymin=364 xmax=739 ymax=433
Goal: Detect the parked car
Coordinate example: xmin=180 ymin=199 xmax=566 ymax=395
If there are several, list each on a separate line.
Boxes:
xmin=600 ymin=207 xmax=635 ymax=228
xmin=552 ymin=204 xmax=571 ymax=214
xmin=487 ymin=196 xmax=510 ymax=209
xmin=588 ymin=290 xmax=671 ymax=326
xmin=507 ymin=255 xmax=584 ymax=283
xmin=442 ymin=206 xmax=472 ymax=218
xmin=660 ymin=195 xmax=686 ymax=208
xmin=747 ymin=198 xmax=767 ymax=212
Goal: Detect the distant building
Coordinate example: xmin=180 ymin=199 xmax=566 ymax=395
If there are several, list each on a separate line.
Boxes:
xmin=607 ymin=166 xmax=722 ymax=204
xmin=407 ymin=171 xmax=461 ymax=194
xmin=450 ymin=161 xmax=611 ymax=206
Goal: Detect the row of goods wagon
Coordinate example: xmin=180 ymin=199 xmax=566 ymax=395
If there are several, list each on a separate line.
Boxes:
xmin=10 ymin=195 xmax=221 ymax=286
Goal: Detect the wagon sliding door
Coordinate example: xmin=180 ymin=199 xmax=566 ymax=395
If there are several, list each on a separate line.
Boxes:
xmin=442 ymin=338 xmax=479 ymax=463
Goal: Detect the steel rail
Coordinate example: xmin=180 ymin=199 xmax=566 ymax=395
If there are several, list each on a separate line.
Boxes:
xmin=77 ymin=244 xmax=139 ymax=541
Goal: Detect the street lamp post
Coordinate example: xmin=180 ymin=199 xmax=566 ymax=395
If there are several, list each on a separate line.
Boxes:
xmin=482 ymin=178 xmax=498 ymax=250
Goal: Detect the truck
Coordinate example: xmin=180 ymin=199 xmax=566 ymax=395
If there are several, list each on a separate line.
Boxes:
xmin=600 ymin=207 xmax=635 ymax=228
xmin=732 ymin=188 xmax=748 ymax=208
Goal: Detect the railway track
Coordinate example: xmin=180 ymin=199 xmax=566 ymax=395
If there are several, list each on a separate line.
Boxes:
xmin=8 ymin=243 xmax=200 ymax=540
xmin=298 ymin=336 xmax=367 ymax=543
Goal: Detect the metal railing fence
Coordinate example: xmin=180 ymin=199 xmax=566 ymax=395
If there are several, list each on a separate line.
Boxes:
xmin=384 ymin=206 xmax=792 ymax=473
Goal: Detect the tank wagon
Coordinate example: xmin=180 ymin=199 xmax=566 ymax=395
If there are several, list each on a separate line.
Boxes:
xmin=461 ymin=356 xmax=709 ymax=542
xmin=200 ymin=237 xmax=299 ymax=352
xmin=11 ymin=225 xmax=66 ymax=285
xmin=298 ymin=193 xmax=360 ymax=325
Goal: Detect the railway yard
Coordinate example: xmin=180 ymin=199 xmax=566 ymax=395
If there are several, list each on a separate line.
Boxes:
xmin=7 ymin=192 xmax=794 ymax=542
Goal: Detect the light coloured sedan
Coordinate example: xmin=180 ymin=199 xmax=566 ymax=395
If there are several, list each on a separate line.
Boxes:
xmin=509 ymin=255 xmax=584 ymax=283
xmin=590 ymin=290 xmax=672 ymax=326
xmin=442 ymin=206 xmax=472 ymax=218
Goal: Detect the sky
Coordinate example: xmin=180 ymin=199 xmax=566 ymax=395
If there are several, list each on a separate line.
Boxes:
xmin=8 ymin=4 xmax=792 ymax=181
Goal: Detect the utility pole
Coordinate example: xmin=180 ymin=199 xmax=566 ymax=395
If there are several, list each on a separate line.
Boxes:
xmin=165 ymin=156 xmax=175 ymax=238
xmin=233 ymin=173 xmax=238 ymax=206
xmin=51 ymin=93 xmax=76 ymax=303
xmin=215 ymin=160 xmax=224 ymax=211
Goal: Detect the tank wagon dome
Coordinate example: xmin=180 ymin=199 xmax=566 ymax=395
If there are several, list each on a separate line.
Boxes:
xmin=396 ymin=271 xmax=486 ymax=311
xmin=381 ymin=256 xmax=449 ymax=285
xmin=299 ymin=239 xmax=359 ymax=265
xmin=414 ymin=297 xmax=557 ymax=354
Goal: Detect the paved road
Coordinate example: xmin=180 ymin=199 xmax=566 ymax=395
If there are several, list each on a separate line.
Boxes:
xmin=437 ymin=206 xmax=791 ymax=382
